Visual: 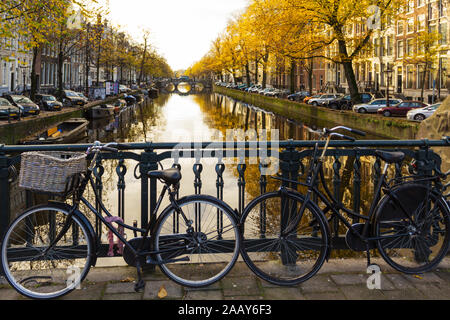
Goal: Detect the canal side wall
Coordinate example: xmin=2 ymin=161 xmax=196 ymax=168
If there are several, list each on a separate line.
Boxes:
xmin=213 ymin=85 xmax=420 ymax=140
xmin=0 ymin=95 xmax=124 ymax=145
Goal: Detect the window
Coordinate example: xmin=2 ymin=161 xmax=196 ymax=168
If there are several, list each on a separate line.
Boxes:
xmin=406 ymin=66 xmax=414 ymax=88
xmin=397 ymin=21 xmax=404 ymax=35
xmin=397 ymin=40 xmax=404 ymax=58
xmin=387 ymin=36 xmax=393 ymax=56
xmin=406 ymin=38 xmax=414 ymax=56
xmin=418 ymin=15 xmax=426 ymax=31
xmin=407 ymin=18 xmax=414 ymax=33
xmin=428 ymin=3 xmax=434 ymax=20
xmin=440 ymin=23 xmax=447 ymax=44
xmin=407 ymin=0 xmax=414 ymax=12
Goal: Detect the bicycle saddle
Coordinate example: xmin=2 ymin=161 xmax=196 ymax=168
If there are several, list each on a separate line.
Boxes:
xmin=147 ymin=168 xmax=182 ymax=185
xmin=375 ymin=150 xmax=405 ymax=164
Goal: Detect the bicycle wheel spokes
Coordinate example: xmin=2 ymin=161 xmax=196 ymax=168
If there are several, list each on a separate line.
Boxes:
xmin=375 ymin=194 xmax=450 ymax=274
xmin=2 ymin=206 xmax=92 ymax=299
xmin=154 ymin=197 xmax=240 ymax=287
xmin=241 ymin=192 xmax=328 ymax=286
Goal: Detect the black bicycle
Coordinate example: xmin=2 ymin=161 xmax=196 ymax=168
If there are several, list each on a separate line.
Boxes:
xmin=1 ymin=142 xmax=241 ymax=299
xmin=239 ymin=126 xmax=450 ymax=286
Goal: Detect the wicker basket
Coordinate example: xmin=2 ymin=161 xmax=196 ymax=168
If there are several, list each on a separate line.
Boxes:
xmin=19 ymin=151 xmax=87 ymax=196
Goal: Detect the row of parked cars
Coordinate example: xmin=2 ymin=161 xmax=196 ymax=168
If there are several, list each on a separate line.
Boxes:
xmin=0 ymin=90 xmax=88 ymax=120
xmin=216 ymin=82 xmax=291 ymax=98
xmin=264 ymin=89 xmax=440 ymax=121
xmin=216 ymin=82 xmax=442 ymax=121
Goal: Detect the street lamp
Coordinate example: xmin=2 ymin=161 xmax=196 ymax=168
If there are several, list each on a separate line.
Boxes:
xmin=18 ymin=64 xmax=30 ymax=95
xmin=385 ymin=63 xmax=393 ymax=107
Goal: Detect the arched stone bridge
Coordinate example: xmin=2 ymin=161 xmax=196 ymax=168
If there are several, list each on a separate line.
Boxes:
xmin=157 ymin=79 xmax=212 ymax=94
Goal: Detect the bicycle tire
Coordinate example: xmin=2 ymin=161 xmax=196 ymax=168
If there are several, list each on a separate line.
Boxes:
xmin=240 ymin=190 xmax=330 ymax=286
xmin=153 ymin=195 xmax=241 ymax=287
xmin=1 ymin=204 xmax=94 ymax=299
xmin=373 ymin=183 xmax=450 ymax=274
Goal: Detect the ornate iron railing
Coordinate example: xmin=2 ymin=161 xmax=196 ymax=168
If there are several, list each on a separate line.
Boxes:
xmin=0 ymin=138 xmax=449 ymax=257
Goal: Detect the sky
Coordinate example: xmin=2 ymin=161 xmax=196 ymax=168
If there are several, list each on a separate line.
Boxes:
xmin=106 ymin=0 xmax=249 ymax=71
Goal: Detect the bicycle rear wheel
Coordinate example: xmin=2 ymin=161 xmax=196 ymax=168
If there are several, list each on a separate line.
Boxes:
xmin=240 ymin=190 xmax=329 ymax=286
xmin=153 ymin=195 xmax=241 ymax=287
xmin=373 ymin=183 xmax=450 ymax=274
xmin=1 ymin=204 xmax=93 ymax=299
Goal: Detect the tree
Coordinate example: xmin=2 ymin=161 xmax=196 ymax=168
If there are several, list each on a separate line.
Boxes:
xmin=403 ymin=30 xmax=442 ymax=101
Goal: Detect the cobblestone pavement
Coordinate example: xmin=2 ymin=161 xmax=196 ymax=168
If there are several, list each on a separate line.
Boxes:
xmin=1 ymin=258 xmax=450 ymax=300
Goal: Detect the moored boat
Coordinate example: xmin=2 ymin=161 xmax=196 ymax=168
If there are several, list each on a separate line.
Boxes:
xmin=85 ymin=104 xmax=115 ymax=119
xmin=21 ymin=118 xmax=89 ymax=145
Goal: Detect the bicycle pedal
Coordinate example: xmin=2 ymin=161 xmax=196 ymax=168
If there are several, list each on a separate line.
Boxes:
xmin=134 ymin=279 xmax=145 ymax=292
xmin=146 ymin=256 xmax=190 ymax=265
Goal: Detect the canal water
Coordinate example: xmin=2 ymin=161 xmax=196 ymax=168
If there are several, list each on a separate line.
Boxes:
xmin=79 ymin=94 xmax=392 ymax=243
xmin=12 ymin=92 xmax=398 ymax=264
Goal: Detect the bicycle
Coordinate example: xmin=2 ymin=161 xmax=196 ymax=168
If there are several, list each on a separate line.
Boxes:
xmin=239 ymin=126 xmax=450 ymax=286
xmin=1 ymin=141 xmax=241 ymax=299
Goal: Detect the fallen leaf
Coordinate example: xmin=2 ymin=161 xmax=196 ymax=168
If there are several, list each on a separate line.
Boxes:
xmin=414 ymin=275 xmax=423 ymax=280
xmin=158 ymin=285 xmax=167 ymax=299
xmin=120 ymin=277 xmax=135 ymax=283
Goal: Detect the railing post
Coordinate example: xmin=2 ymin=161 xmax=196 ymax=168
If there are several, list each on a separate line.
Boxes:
xmin=0 ymin=154 xmax=11 ymax=239
xmin=140 ymin=149 xmax=159 ymax=230
xmin=279 ymin=144 xmax=300 ymax=265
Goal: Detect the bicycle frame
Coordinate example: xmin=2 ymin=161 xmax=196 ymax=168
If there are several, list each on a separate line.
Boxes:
xmin=49 ymin=152 xmax=192 ymax=262
xmin=280 ymin=135 xmax=419 ymax=247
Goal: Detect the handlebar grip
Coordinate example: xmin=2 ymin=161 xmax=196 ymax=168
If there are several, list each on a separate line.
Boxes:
xmin=103 ymin=147 xmax=119 ymax=153
xmin=341 ymin=134 xmax=356 ymax=142
xmin=350 ymin=128 xmax=366 ymax=136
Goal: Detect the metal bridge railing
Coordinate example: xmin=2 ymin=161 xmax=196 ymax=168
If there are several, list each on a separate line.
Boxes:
xmin=0 ymin=138 xmax=449 ymax=257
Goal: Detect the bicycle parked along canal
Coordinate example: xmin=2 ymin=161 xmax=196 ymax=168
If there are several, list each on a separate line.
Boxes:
xmin=1 ymin=141 xmax=241 ymax=299
xmin=239 ymin=126 xmax=450 ymax=286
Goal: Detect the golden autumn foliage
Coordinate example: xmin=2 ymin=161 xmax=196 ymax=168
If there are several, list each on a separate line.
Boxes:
xmin=188 ymin=0 xmax=409 ymax=101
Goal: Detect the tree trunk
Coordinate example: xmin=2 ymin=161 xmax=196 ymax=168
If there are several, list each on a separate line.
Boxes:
xmin=57 ymin=44 xmax=64 ymax=100
xmin=138 ymin=38 xmax=147 ymax=85
xmin=307 ymin=58 xmax=313 ymax=95
xmin=30 ymin=47 xmax=39 ymax=101
xmin=420 ymin=64 xmax=428 ymax=102
xmin=245 ymin=63 xmax=250 ymax=87
xmin=262 ymin=53 xmax=269 ymax=89
xmin=290 ymin=58 xmax=296 ymax=93
xmin=337 ymin=38 xmax=361 ymax=103
xmin=254 ymin=58 xmax=259 ymax=84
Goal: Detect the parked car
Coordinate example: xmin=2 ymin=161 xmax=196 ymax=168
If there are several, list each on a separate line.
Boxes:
xmin=303 ymin=94 xmax=324 ymax=104
xmin=308 ymin=94 xmax=343 ymax=106
xmin=35 ymin=94 xmax=62 ymax=111
xmin=75 ymin=92 xmax=89 ymax=103
xmin=0 ymin=97 xmax=21 ymax=119
xmin=352 ymin=98 xmax=402 ymax=113
xmin=325 ymin=93 xmax=374 ymax=110
xmin=3 ymin=94 xmax=40 ymax=116
xmin=119 ymin=85 xmax=130 ymax=93
xmin=287 ymin=91 xmax=310 ymax=102
xmin=377 ymin=100 xmax=428 ymax=117
xmin=61 ymin=90 xmax=87 ymax=107
xmin=248 ymin=85 xmax=262 ymax=93
xmin=406 ymin=103 xmax=441 ymax=121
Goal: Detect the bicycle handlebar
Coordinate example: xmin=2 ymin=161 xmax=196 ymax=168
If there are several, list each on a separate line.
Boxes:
xmin=305 ymin=125 xmax=366 ymax=141
xmin=86 ymin=141 xmax=131 ymax=154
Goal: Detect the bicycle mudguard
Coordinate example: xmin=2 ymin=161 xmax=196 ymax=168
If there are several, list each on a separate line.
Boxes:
xmin=373 ymin=184 xmax=430 ymax=222
xmin=47 ymin=201 xmax=98 ymax=266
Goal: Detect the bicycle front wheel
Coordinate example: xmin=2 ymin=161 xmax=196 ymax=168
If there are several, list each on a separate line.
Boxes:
xmin=153 ymin=195 xmax=241 ymax=287
xmin=1 ymin=204 xmax=94 ymax=299
xmin=240 ymin=190 xmax=329 ymax=286
xmin=373 ymin=183 xmax=450 ymax=274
